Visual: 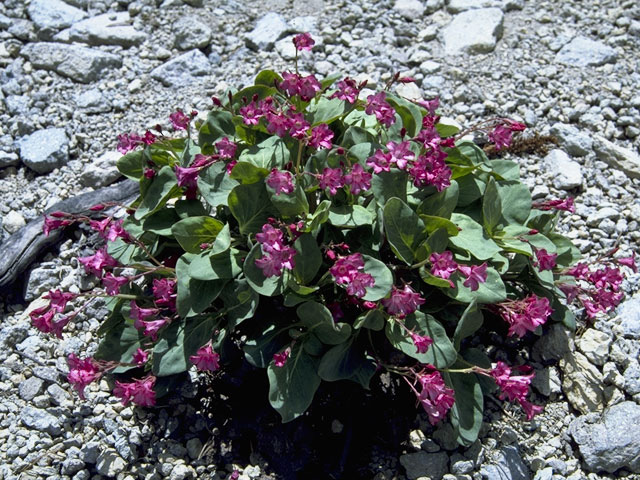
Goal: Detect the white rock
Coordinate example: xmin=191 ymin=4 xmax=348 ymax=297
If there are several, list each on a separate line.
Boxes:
xmin=593 ymin=135 xmax=640 ymax=179
xmin=245 ymin=12 xmax=289 ymax=51
xmin=395 ymin=82 xmax=422 ymax=101
xmin=394 ymin=0 xmax=425 ymax=19
xmin=542 ymin=149 xmax=583 ymax=190
xmin=3 ymin=210 xmax=26 ymax=234
xmin=28 ymin=0 xmax=86 ymax=34
xmin=79 ymin=151 xmax=123 ymax=188
xmin=69 ymin=12 xmax=147 ymax=47
xmin=577 ymin=329 xmax=612 ymax=366
xmin=18 ymin=127 xmax=70 ymax=174
xmin=173 ymin=16 xmax=212 ymax=50
xmin=447 ymin=0 xmax=500 ymax=13
xmin=556 ymin=36 xmax=617 ymax=67
xmin=442 ymin=8 xmax=504 ymax=55
xmin=150 ymin=50 xmax=211 ymax=87
xmin=560 ymin=351 xmax=605 ymax=415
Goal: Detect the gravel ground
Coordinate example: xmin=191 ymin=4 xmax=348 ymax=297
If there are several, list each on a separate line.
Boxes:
xmin=1 ymin=0 xmax=640 ymax=479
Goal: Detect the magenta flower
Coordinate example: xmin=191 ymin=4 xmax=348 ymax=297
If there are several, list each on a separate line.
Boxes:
xmin=533 ymin=248 xmax=557 ymax=271
xmin=152 ymin=278 xmax=177 ymax=309
xmin=331 ymin=77 xmax=359 ymax=104
xmin=429 ymin=251 xmax=458 ymax=282
xmin=44 ymin=289 xmax=76 ymax=313
xmin=490 ymin=362 xmax=542 ymax=420
xmin=293 ymin=32 xmax=315 ymax=51
xmin=411 ymin=333 xmax=433 ymax=354
xmin=78 ymin=247 xmax=119 ymax=277
xmin=266 ymin=111 xmax=292 ymax=137
xmin=330 ymin=253 xmax=366 ymax=284
xmin=365 ymin=91 xmax=396 ymax=128
xmin=256 ymin=224 xmax=285 ymax=252
xmin=169 ymin=110 xmax=191 ymax=130
xmin=89 ymin=217 xmax=111 ymax=237
xmin=533 ymin=197 xmax=575 ymax=213
xmin=382 ymin=285 xmax=425 ymax=317
xmin=67 ymin=354 xmax=102 ymax=400
xmin=106 ymin=219 xmax=132 ymax=242
xmin=386 ymin=141 xmax=414 ymax=169
xmin=408 ymin=152 xmax=452 ymax=192
xmin=566 ymin=262 xmax=589 ymax=280
xmin=288 ymin=112 xmax=311 ymax=139
xmin=130 ymin=300 xmax=159 ymax=323
xmin=141 ymin=130 xmax=157 ymax=145
xmin=43 ymin=215 xmax=72 ymax=236
xmin=457 ymin=262 xmax=488 ymax=291
xmin=499 ymin=295 xmax=553 ymax=337
xmin=617 ymin=252 xmax=638 ymax=273
xmin=216 ymin=137 xmax=237 ymax=159
xmin=190 ymin=342 xmax=220 ymax=371
xmin=344 ymin=164 xmax=372 ymax=195
xmin=30 ymin=309 xmax=55 ymax=334
xmin=418 ymin=97 xmax=439 ymax=115
xmin=317 ymin=167 xmax=344 ymax=195
xmin=239 ymin=101 xmax=263 ymax=126
xmin=138 ymin=318 xmax=169 ymax=341
xmin=488 ymin=125 xmax=513 ymax=150
xmin=113 ymin=376 xmax=156 ymax=407
xmin=407 ymin=369 xmax=455 ymax=425
xmin=117 ymin=133 xmax=142 ymax=155
xmin=175 ymin=165 xmax=201 ymax=189
xmin=366 ymin=150 xmax=393 ymax=174
xmin=266 ymin=169 xmax=295 ymax=195
xmin=273 ymin=349 xmax=290 ymax=368
xmin=102 ymin=273 xmax=129 ymax=296
xmin=308 ymin=124 xmax=334 ymax=149
xmin=255 ymin=247 xmax=297 ymax=278
xmin=279 ymin=72 xmax=321 ymax=101
xmin=133 ymin=348 xmax=149 ymax=366
xmin=345 ymin=272 xmax=376 ymax=298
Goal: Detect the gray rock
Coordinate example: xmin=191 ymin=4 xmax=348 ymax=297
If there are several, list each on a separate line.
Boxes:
xmin=0 ymin=321 xmax=29 ymax=348
xmin=32 ymin=366 xmax=62 ymax=383
xmin=447 ymin=0 xmax=500 ymax=13
xmin=18 ymin=128 xmax=69 ymax=174
xmin=5 ymin=95 xmax=31 ymax=116
xmin=21 ymin=42 xmax=122 ymax=83
xmin=68 ymin=12 xmax=147 ymax=47
xmin=80 ymin=442 xmax=101 ymax=463
xmin=28 ymin=0 xmax=87 ymax=37
xmin=79 ymin=150 xmax=122 ymax=188
xmin=550 ymin=123 xmax=593 ymax=157
xmin=481 ymin=446 xmax=529 ymax=480
xmin=616 ymin=296 xmax=640 ymax=339
xmin=96 ymin=450 xmax=126 ymax=477
xmin=532 ymin=324 xmax=570 ymax=363
xmin=623 ymin=361 xmax=640 ymax=395
xmin=186 ymin=437 xmax=203 ymax=459
xmin=442 ymin=8 xmax=504 ymax=55
xmin=75 ymin=88 xmax=110 ymax=113
xmin=556 ymin=36 xmax=617 ymax=67
xmin=560 ymin=352 xmax=605 ymax=415
xmin=3 ymin=210 xmax=26 ymax=234
xmin=586 ymin=207 xmax=621 ymax=227
xmin=577 ymin=329 xmax=611 ymax=366
xmin=542 ymin=149 xmax=583 ymax=190
xmin=570 ymin=401 xmax=640 ymax=473
xmin=394 ymin=0 xmax=425 ymax=19
xmin=19 ymin=376 xmax=45 ymax=401
xmin=173 ymin=16 xmax=211 ymax=50
xmin=61 ymin=457 xmax=85 ymax=475
xmin=533 ymin=467 xmax=553 ymax=480
xmin=289 ymin=16 xmax=318 ymax=34
xmin=20 ymin=406 xmax=63 ymax=435
xmin=47 ymin=383 xmax=71 ymax=406
xmin=0 ymin=151 xmax=20 ymax=168
xmin=170 ymin=464 xmax=194 ymax=480
xmin=593 ymin=135 xmax=640 ymax=179
xmin=150 ymin=49 xmax=211 ymax=87
xmin=400 ymin=451 xmax=449 ymax=480
xmin=245 ymin=12 xmax=289 ymax=51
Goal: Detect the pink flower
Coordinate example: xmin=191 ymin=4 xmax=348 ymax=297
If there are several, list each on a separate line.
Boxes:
xmin=266 ymin=169 xmax=295 ymax=195
xmin=256 ymin=224 xmax=285 ymax=252
xmin=44 ymin=289 xmax=76 ymax=313
xmin=273 ymin=349 xmax=290 ymax=367
xmin=418 ymin=97 xmax=439 ymax=115
xmin=457 ymin=262 xmax=488 ymax=291
xmin=169 ymin=110 xmax=191 ymax=130
xmin=239 ymin=101 xmax=263 ymax=126
xmin=331 ymin=77 xmax=359 ymax=104
xmin=141 ymin=130 xmax=156 ymax=145
xmin=117 ymin=133 xmax=142 ymax=154
xmin=429 ymin=251 xmax=458 ymax=281
xmin=566 ymin=263 xmax=589 ymax=280
xmin=617 ymin=252 xmax=638 ymax=273
xmin=499 ymin=295 xmax=553 ymax=337
xmin=365 ymin=91 xmax=396 ymax=128
xmin=533 ymin=197 xmax=575 ymax=213
xmin=558 ymin=282 xmax=581 ymax=303
xmin=344 ymin=163 xmax=372 ymax=195
xmin=534 ymin=248 xmax=557 ymax=271
xmin=152 ymin=278 xmax=177 ymax=309
xmin=408 ymin=369 xmax=455 ymax=425
xmin=89 ymin=217 xmax=111 ymax=237
xmin=382 ymin=285 xmax=425 ymax=317
xmin=588 ymin=267 xmax=623 ymax=292
xmin=43 ymin=215 xmax=72 ymax=236
xmin=255 ymin=247 xmax=297 ymax=278
xmin=30 ymin=309 xmax=55 ymax=334
xmin=317 ymin=167 xmax=344 ymax=195
xmin=411 ymin=333 xmax=433 ymax=354
xmin=190 ymin=342 xmax=220 ymax=371
xmin=138 ymin=318 xmax=169 ymax=341
xmin=345 ymin=272 xmax=375 ymax=298
xmin=175 ymin=165 xmax=201 ymax=189
xmin=488 ymin=125 xmax=513 ymax=150
xmin=308 ymin=124 xmax=334 ymax=150
xmin=78 ymin=247 xmax=119 ymax=277
xmin=266 ymin=111 xmax=291 ymax=137
xmin=113 ymin=376 xmax=156 ymax=407
xmin=67 ymin=354 xmax=102 ymax=400
xmin=386 ymin=141 xmax=414 ymax=169
xmin=103 ymin=273 xmax=129 ymax=296
xmin=366 ymin=150 xmax=393 ymax=174
xmin=279 ymin=72 xmax=321 ymax=101
xmin=133 ymin=348 xmax=149 ymax=366
xmin=288 ymin=112 xmax=311 ymax=139
xmin=216 ymin=137 xmax=237 ymax=159
xmin=130 ymin=300 xmax=159 ymax=323
xmin=490 ymin=362 xmax=542 ymax=420
xmin=408 ymin=152 xmax=451 ymax=192
xmin=330 ymin=253 xmax=366 ymax=284
xmin=293 ymin=32 xmax=315 ymax=51
xmin=226 ymin=159 xmax=237 ymax=175
xmin=106 ymin=219 xmax=132 ymax=242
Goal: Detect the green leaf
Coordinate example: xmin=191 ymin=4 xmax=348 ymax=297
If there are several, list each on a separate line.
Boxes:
xmin=447 ymin=266 xmax=507 ymax=304
xmin=436 ymin=122 xmax=460 ymax=138
xmin=292 ymin=234 xmax=322 ymax=285
xmin=490 ymin=159 xmax=520 ymax=181
xmin=95 ymin=319 xmax=144 ymax=373
xmin=386 ymin=93 xmax=423 ymax=138
xmin=425 ymin=228 xmax=450 ymax=255
xmin=354 ymin=309 xmax=385 ymax=331
xmin=318 ymin=337 xmax=376 ymax=388
xmin=171 ymin=216 xmax=224 ymax=254
xmin=175 ymin=199 xmax=208 ymax=218
xmin=348 ymin=142 xmax=376 ymax=164
xmin=188 ymin=249 xmax=243 ymax=281
xmin=134 ymin=166 xmax=181 ymax=220
xmin=420 ymin=215 xmax=459 ymax=236
xmin=198 ymin=110 xmax=236 ymax=147
xmin=321 ymin=72 xmax=342 ymax=90
xmin=230 ymin=161 xmax=269 ymax=184
xmin=419 ymin=267 xmax=454 ymax=288
xmin=383 ymin=197 xmax=426 ymax=264
xmin=361 ymin=254 xmax=394 ymax=301
xmin=455 ymin=174 xmax=485 ymax=207
xmin=547 ymin=233 xmax=581 ymax=267
xmin=238 ymin=136 xmax=290 ymax=170
xmin=268 ymin=345 xmax=321 ymax=423
xmin=457 ymin=141 xmax=489 ymax=166
xmin=220 ymin=279 xmax=259 ymax=329
xmin=297 ymin=301 xmax=352 ymax=345
xmin=233 ymin=85 xmax=277 ymax=107
xmin=307 ymin=97 xmax=351 ymax=125
xmin=371 ymin=170 xmax=408 ymax=206
xmin=117 ymin=150 xmax=144 ymax=180
xmin=417 ymin=180 xmax=459 ymax=219
xmin=496 ymin=181 xmax=531 ymax=225
xmin=447 ymin=371 xmax=484 ymax=446
xmin=176 ymin=254 xmax=225 ymax=318
xmin=342 ymin=125 xmax=376 ymax=148
xmin=327 ymin=205 xmax=374 ymax=228
xmin=269 ymin=182 xmax=309 ymax=218
xmin=452 ymin=299 xmax=483 ymax=350
xmin=254 ymin=69 xmax=283 ymax=87
xmin=244 ymin=243 xmax=290 ymax=297
xmin=228 ymin=181 xmax=274 ymax=235
xmin=198 ymin=161 xmax=240 ymax=207
xmin=152 ymin=315 xmax=219 ymax=377
xmin=306 ymin=200 xmax=331 ymax=232
xmin=143 ymin=209 xmax=180 ymax=236
xmin=244 ymin=324 xmax=288 ymax=368
xmin=449 ymin=213 xmax=501 ymax=260
xmin=482 ymin=177 xmax=502 ymax=235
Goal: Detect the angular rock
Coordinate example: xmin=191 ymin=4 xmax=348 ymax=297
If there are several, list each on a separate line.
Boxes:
xmin=556 ymin=36 xmax=617 ymax=67
xmin=3 ymin=210 xmax=26 ymax=234
xmin=245 ymin=12 xmax=289 ymax=51
xmin=20 ymin=43 xmax=122 ymax=83
xmin=447 ymin=0 xmax=500 ymax=13
xmin=20 ymin=406 xmax=63 ymax=435
xmin=577 ymin=329 xmax=611 ymax=366
xmin=569 ymin=401 xmax=640 ymax=473
xmin=18 ymin=128 xmax=69 ymax=174
xmin=623 ymin=361 xmax=640 ymax=395
xmin=68 ymin=12 xmax=147 ymax=47
xmin=400 ymin=451 xmax=449 ymax=480
xmin=480 ymin=446 xmax=529 ymax=480
xmin=75 ymin=88 xmax=110 ymax=113
xmin=79 ymin=151 xmax=122 ymax=188
xmin=560 ymin=351 xmax=605 ymax=415
xmin=394 ymin=0 xmax=425 ymax=19
xmin=532 ymin=323 xmax=570 ymax=363
xmin=442 ymin=8 xmax=504 ymax=55
xmin=28 ymin=0 xmax=86 ymax=37
xmin=586 ymin=207 xmax=621 ymax=227
xmin=5 ymin=95 xmax=31 ymax=116
xmin=19 ymin=376 xmax=45 ymax=401
xmin=150 ymin=49 xmax=211 ymax=87
xmin=173 ymin=16 xmax=211 ymax=50
xmin=0 ymin=151 xmax=20 ymax=168
xmin=550 ymin=123 xmax=593 ymax=157
xmin=615 ymin=296 xmax=640 ymax=339
xmin=96 ymin=450 xmax=126 ymax=477
xmin=593 ymin=135 xmax=640 ymax=179
xmin=542 ymin=149 xmax=583 ymax=190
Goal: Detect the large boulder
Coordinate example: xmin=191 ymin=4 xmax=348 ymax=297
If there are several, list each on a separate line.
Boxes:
xmin=556 ymin=36 xmax=617 ymax=67
xmin=28 ymin=0 xmax=86 ymax=38
xmin=442 ymin=8 xmax=504 ymax=55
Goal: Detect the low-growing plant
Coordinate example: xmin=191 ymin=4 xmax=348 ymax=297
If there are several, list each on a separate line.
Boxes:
xmin=35 ymin=33 xmax=636 ymax=446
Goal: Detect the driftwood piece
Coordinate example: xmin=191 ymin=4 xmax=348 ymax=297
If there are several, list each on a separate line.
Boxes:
xmin=0 ymin=180 xmax=138 ymax=295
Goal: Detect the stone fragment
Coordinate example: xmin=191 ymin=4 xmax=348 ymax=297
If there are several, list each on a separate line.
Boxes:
xmin=577 ymin=329 xmax=611 ymax=366
xmin=5 ymin=95 xmax=31 ymax=116
xmin=79 ymin=151 xmax=122 ymax=188
xmin=560 ymin=351 xmax=605 ymax=415
xmin=550 ymin=123 xmax=593 ymax=157
xmin=615 ymin=296 xmax=640 ymax=339
xmin=442 ymin=8 xmax=504 ymax=55
xmin=96 ymin=450 xmax=126 ymax=477
xmin=3 ymin=210 xmax=26 ymax=234
xmin=186 ymin=438 xmax=203 ymax=459
xmin=245 ymin=12 xmax=289 ymax=51
xmin=18 ymin=127 xmax=69 ymax=174
xmin=623 ymin=361 xmax=640 ymax=395
xmin=19 ymin=376 xmax=44 ymax=401
xmin=150 ymin=49 xmax=211 ymax=87
xmin=20 ymin=406 xmax=63 ymax=435
xmin=75 ymin=88 xmax=110 ymax=113
xmin=593 ymin=135 xmax=640 ymax=179
xmin=542 ymin=149 xmax=583 ymax=190
xmin=569 ymin=401 xmax=640 ymax=473
xmin=69 ymin=12 xmax=147 ymax=47
xmin=556 ymin=36 xmax=617 ymax=67
xmin=173 ymin=16 xmax=211 ymax=50
xmin=21 ymin=43 xmax=122 ymax=83
xmin=447 ymin=0 xmax=500 ymax=13
xmin=28 ymin=0 xmax=86 ymax=37
xmin=532 ymin=324 xmax=570 ymax=363
xmin=480 ymin=446 xmax=529 ymax=480
xmin=394 ymin=0 xmax=425 ymax=19
xmin=586 ymin=207 xmax=621 ymax=227
xmin=0 ymin=151 xmax=20 ymax=168
xmin=400 ymin=451 xmax=449 ymax=480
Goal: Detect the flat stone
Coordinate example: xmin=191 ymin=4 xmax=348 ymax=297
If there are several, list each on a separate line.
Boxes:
xmin=556 ymin=36 xmax=617 ymax=67
xmin=569 ymin=401 xmax=640 ymax=473
xmin=560 ymin=351 xmax=605 ymax=415
xmin=96 ymin=450 xmax=126 ymax=477
xmin=480 ymin=446 xmax=529 ymax=480
xmin=150 ymin=49 xmax=211 ymax=87
xmin=577 ymin=329 xmax=611 ymax=366
xmin=586 ymin=207 xmax=621 ymax=227
xmin=75 ymin=88 xmax=110 ymax=113
xmin=400 ymin=451 xmax=449 ymax=480
xmin=28 ymin=0 xmax=86 ymax=37
xmin=69 ymin=12 xmax=147 ymax=47
xmin=18 ymin=127 xmax=69 ymax=174
xmin=442 ymin=8 xmax=504 ymax=55
xmin=550 ymin=123 xmax=593 ymax=157
xmin=394 ymin=0 xmax=425 ymax=19
xmin=245 ymin=12 xmax=289 ymax=51
xmin=593 ymin=135 xmax=640 ymax=179
xmin=79 ymin=151 xmax=122 ymax=188
xmin=447 ymin=0 xmax=500 ymax=13
xmin=19 ymin=376 xmax=45 ymax=401
xmin=623 ymin=361 xmax=640 ymax=395
xmin=173 ymin=16 xmax=211 ymax=50
xmin=542 ymin=149 xmax=583 ymax=190
xmin=615 ymin=296 xmax=640 ymax=339
xmin=20 ymin=406 xmax=63 ymax=435
xmin=3 ymin=210 xmax=26 ymax=234
xmin=21 ymin=42 xmax=122 ymax=83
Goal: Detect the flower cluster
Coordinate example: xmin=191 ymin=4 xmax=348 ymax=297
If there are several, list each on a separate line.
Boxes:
xmin=113 ymin=376 xmax=157 ymax=407
xmin=487 ymin=119 xmax=527 ymax=151
xmin=190 ymin=342 xmax=220 ymax=371
xmin=67 ymin=354 xmax=103 ymax=399
xmin=490 ymin=362 xmax=542 ymax=420
xmin=329 ymin=253 xmax=375 ymax=298
xmin=382 ymin=285 xmax=425 ymax=318
xmin=254 ymin=223 xmax=297 ymax=278
xmin=29 ymin=289 xmax=77 ymax=338
xmin=494 ymin=295 xmax=553 ymax=337
xmin=406 ymin=368 xmax=455 ymax=425
xmin=429 ymin=251 xmax=489 ymax=291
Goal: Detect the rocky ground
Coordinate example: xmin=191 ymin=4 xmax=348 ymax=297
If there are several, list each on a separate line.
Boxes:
xmin=1 ymin=0 xmax=640 ymax=479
